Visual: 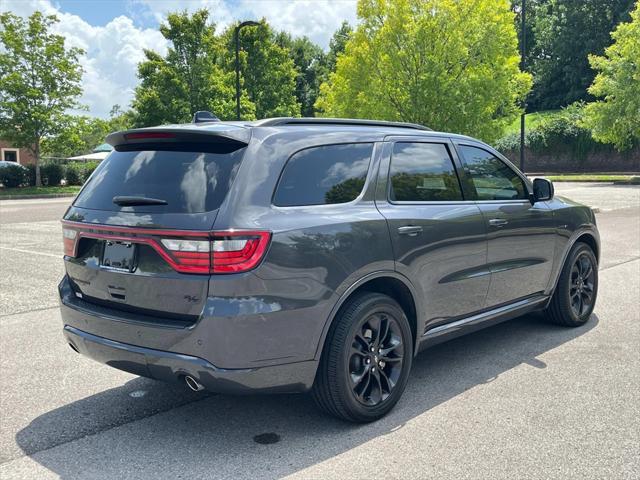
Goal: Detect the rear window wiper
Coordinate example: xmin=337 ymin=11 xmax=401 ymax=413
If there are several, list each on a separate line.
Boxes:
xmin=113 ymin=196 xmax=168 ymax=206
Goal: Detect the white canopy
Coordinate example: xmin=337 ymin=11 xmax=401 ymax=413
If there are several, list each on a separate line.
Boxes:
xmin=67 ymin=151 xmax=110 ymax=161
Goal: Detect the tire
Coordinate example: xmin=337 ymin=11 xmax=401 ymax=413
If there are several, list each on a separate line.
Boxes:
xmin=312 ymin=292 xmax=413 ymax=422
xmin=546 ymin=242 xmax=598 ymax=327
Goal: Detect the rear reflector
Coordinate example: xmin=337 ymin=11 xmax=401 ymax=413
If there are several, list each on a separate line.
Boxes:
xmin=61 ymin=221 xmax=270 ymax=275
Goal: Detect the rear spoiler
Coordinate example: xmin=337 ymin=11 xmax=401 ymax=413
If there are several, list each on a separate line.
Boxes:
xmin=106 ymin=124 xmax=251 ymax=150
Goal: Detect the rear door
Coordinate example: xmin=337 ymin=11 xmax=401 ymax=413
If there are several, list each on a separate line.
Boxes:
xmin=376 ymin=137 xmax=489 ymax=331
xmin=62 ymin=137 xmax=247 ymax=320
xmin=453 ymin=142 xmax=556 ymax=307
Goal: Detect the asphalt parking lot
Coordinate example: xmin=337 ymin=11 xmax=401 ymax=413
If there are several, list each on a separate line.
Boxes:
xmin=0 ymin=183 xmax=638 ymax=479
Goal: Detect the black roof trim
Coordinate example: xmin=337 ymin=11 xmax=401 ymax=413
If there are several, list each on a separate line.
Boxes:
xmin=256 ymin=117 xmax=431 ymax=131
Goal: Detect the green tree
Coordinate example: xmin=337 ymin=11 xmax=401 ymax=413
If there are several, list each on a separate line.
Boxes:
xmin=41 ymin=115 xmax=108 ymax=158
xmin=316 ymin=0 xmax=531 ymax=142
xmin=0 ymin=12 xmax=84 ymax=186
xmin=222 ymin=21 xmax=299 ymax=119
xmin=321 ymin=21 xmax=353 ymax=82
xmin=132 ymin=10 xmax=243 ymax=126
xmin=277 ymin=33 xmax=326 ymax=116
xmin=519 ymin=0 xmax=634 ymax=111
xmin=583 ymin=2 xmax=640 ymax=150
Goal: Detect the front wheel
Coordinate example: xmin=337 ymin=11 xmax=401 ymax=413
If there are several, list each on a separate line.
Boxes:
xmin=546 ymin=242 xmax=598 ymax=327
xmin=312 ymin=292 xmax=413 ymax=422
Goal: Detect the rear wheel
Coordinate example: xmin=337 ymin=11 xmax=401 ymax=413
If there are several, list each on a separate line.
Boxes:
xmin=312 ymin=292 xmax=413 ymax=422
xmin=546 ymin=242 xmax=598 ymax=327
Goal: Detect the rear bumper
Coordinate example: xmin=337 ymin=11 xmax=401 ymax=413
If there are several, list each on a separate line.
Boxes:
xmin=59 ymin=275 xmax=319 ymax=394
xmin=63 ymin=324 xmax=317 ymax=394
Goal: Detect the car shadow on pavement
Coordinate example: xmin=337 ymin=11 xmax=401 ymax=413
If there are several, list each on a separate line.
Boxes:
xmin=15 ymin=312 xmax=598 ymax=479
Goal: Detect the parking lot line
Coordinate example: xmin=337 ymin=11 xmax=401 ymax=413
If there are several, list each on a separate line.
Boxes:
xmin=0 ymin=246 xmax=60 ymax=258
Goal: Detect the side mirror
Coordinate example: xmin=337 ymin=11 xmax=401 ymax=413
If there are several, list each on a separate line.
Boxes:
xmin=532 ymin=177 xmax=554 ymax=202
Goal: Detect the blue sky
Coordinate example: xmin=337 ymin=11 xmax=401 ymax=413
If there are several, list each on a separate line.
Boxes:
xmin=1 ymin=0 xmax=358 ymax=118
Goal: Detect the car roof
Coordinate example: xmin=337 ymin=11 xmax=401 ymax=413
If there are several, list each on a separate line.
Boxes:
xmin=107 ymin=117 xmax=480 ymax=147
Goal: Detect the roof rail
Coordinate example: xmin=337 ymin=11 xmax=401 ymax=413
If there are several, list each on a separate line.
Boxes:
xmin=257 ymin=117 xmax=431 ymax=131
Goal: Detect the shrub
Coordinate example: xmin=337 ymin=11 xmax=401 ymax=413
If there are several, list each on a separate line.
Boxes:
xmin=64 ymin=162 xmax=83 ymax=185
xmin=494 ymin=104 xmax=606 ymax=160
xmin=64 ymin=161 xmax=100 ymax=185
xmin=0 ymin=163 xmax=28 ymax=188
xmin=83 ymin=161 xmax=99 ymax=181
xmin=40 ymin=163 xmax=64 ymax=186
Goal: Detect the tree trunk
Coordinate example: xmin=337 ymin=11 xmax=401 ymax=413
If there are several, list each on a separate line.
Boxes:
xmin=35 ymin=138 xmax=41 ymax=187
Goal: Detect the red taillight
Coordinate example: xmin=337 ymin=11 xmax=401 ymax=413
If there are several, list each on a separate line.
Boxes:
xmin=210 ymin=231 xmax=271 ymax=273
xmin=61 ymin=221 xmax=271 ymax=275
xmin=160 ymin=238 xmax=213 ymax=273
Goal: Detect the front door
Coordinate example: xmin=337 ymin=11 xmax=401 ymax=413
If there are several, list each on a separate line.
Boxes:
xmin=454 ymin=143 xmax=557 ymax=308
xmin=376 ymin=138 xmax=490 ymax=332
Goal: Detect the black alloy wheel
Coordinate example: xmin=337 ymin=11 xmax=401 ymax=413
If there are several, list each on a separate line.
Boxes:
xmin=349 ymin=312 xmax=404 ymax=406
xmin=312 ymin=292 xmax=413 ymax=422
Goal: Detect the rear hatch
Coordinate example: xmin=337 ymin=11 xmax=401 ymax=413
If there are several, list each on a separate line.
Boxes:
xmin=61 ymin=127 xmax=250 ymax=322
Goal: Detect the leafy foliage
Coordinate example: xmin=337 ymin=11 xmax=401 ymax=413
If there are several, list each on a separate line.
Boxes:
xmin=221 ymin=21 xmax=300 ymax=119
xmin=516 ymin=0 xmax=635 ymax=111
xmin=316 ymin=0 xmax=532 ymax=143
xmin=40 ymin=163 xmax=64 ymax=186
xmin=0 ymin=164 xmax=28 ymax=188
xmin=41 ymin=108 xmax=131 ymax=158
xmin=132 ymin=10 xmax=240 ymax=126
xmin=64 ymin=161 xmax=99 ymax=185
xmin=494 ymin=104 xmax=609 ymax=160
xmin=582 ymin=1 xmax=640 ymax=150
xmin=276 ymin=33 xmax=326 ymax=117
xmin=0 ymin=12 xmax=84 ymax=185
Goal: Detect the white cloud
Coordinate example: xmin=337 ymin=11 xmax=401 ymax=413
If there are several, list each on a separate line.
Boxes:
xmin=2 ymin=0 xmax=168 ymax=118
xmin=132 ymin=0 xmax=358 ymax=47
xmin=1 ymin=0 xmax=357 ymax=118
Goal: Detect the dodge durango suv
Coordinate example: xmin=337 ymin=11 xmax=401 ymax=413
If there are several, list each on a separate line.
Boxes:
xmin=59 ymin=116 xmax=599 ymax=422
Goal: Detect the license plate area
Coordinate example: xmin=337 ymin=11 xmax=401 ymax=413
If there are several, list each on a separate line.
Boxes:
xmin=101 ymin=240 xmax=137 ymax=272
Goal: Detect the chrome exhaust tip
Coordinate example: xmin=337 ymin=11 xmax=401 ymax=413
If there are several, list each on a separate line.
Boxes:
xmin=184 ymin=375 xmax=205 ymax=392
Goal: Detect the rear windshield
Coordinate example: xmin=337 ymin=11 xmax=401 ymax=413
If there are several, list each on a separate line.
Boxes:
xmin=74 ymin=144 xmax=245 ymax=213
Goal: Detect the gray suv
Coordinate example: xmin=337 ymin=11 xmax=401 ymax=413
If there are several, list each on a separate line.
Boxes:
xmin=59 ymin=117 xmax=599 ymax=422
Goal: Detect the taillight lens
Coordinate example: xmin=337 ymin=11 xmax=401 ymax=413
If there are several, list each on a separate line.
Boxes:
xmin=211 ymin=231 xmax=271 ymax=273
xmin=60 ymin=221 xmax=270 ymax=275
xmin=159 ymin=231 xmax=271 ymax=274
xmin=62 ymin=227 xmax=78 ymax=256
xmin=160 ymin=239 xmax=211 ymax=272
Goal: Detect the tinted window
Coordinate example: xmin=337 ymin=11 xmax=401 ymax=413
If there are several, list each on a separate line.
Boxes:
xmin=273 ymin=143 xmax=373 ymax=206
xmin=74 ymin=145 xmax=245 ymax=213
xmin=389 ymin=142 xmax=463 ymax=202
xmin=458 ymin=145 xmax=527 ymax=200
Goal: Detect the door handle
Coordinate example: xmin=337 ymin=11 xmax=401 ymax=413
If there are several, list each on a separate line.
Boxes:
xmin=398 ymin=226 xmax=423 ymax=236
xmin=488 ymin=218 xmax=509 ymax=227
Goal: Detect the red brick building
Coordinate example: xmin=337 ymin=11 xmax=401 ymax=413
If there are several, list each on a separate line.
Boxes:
xmin=0 ymin=140 xmax=36 ymax=166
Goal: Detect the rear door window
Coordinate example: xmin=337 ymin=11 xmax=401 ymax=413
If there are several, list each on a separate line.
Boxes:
xmin=389 ymin=142 xmax=463 ymax=202
xmin=74 ymin=144 xmax=246 ymax=213
xmin=273 ymin=143 xmax=373 ymax=207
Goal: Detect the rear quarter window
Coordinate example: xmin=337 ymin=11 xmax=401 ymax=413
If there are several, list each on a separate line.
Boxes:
xmin=273 ymin=143 xmax=374 ymax=207
xmin=74 ymin=144 xmax=245 ymax=213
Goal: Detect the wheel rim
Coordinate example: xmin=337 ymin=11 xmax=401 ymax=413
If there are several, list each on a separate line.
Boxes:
xmin=348 ymin=312 xmax=404 ymax=406
xmin=569 ymin=253 xmax=596 ymax=317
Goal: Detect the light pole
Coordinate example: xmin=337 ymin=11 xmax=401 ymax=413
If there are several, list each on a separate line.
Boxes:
xmin=520 ymin=0 xmax=527 ymax=172
xmin=235 ymin=20 xmax=259 ymax=120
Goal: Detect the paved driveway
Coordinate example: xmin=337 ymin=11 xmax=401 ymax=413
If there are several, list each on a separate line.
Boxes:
xmin=0 ymin=184 xmax=638 ymax=479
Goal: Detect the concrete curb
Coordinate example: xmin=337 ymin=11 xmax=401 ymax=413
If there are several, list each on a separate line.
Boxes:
xmin=0 ymin=193 xmax=76 ymax=200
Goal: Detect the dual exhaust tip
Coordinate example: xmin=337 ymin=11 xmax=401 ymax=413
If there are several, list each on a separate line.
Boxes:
xmin=184 ymin=375 xmax=205 ymax=392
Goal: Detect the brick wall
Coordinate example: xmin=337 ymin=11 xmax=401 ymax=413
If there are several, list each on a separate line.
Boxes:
xmin=0 ymin=140 xmax=37 ymax=166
